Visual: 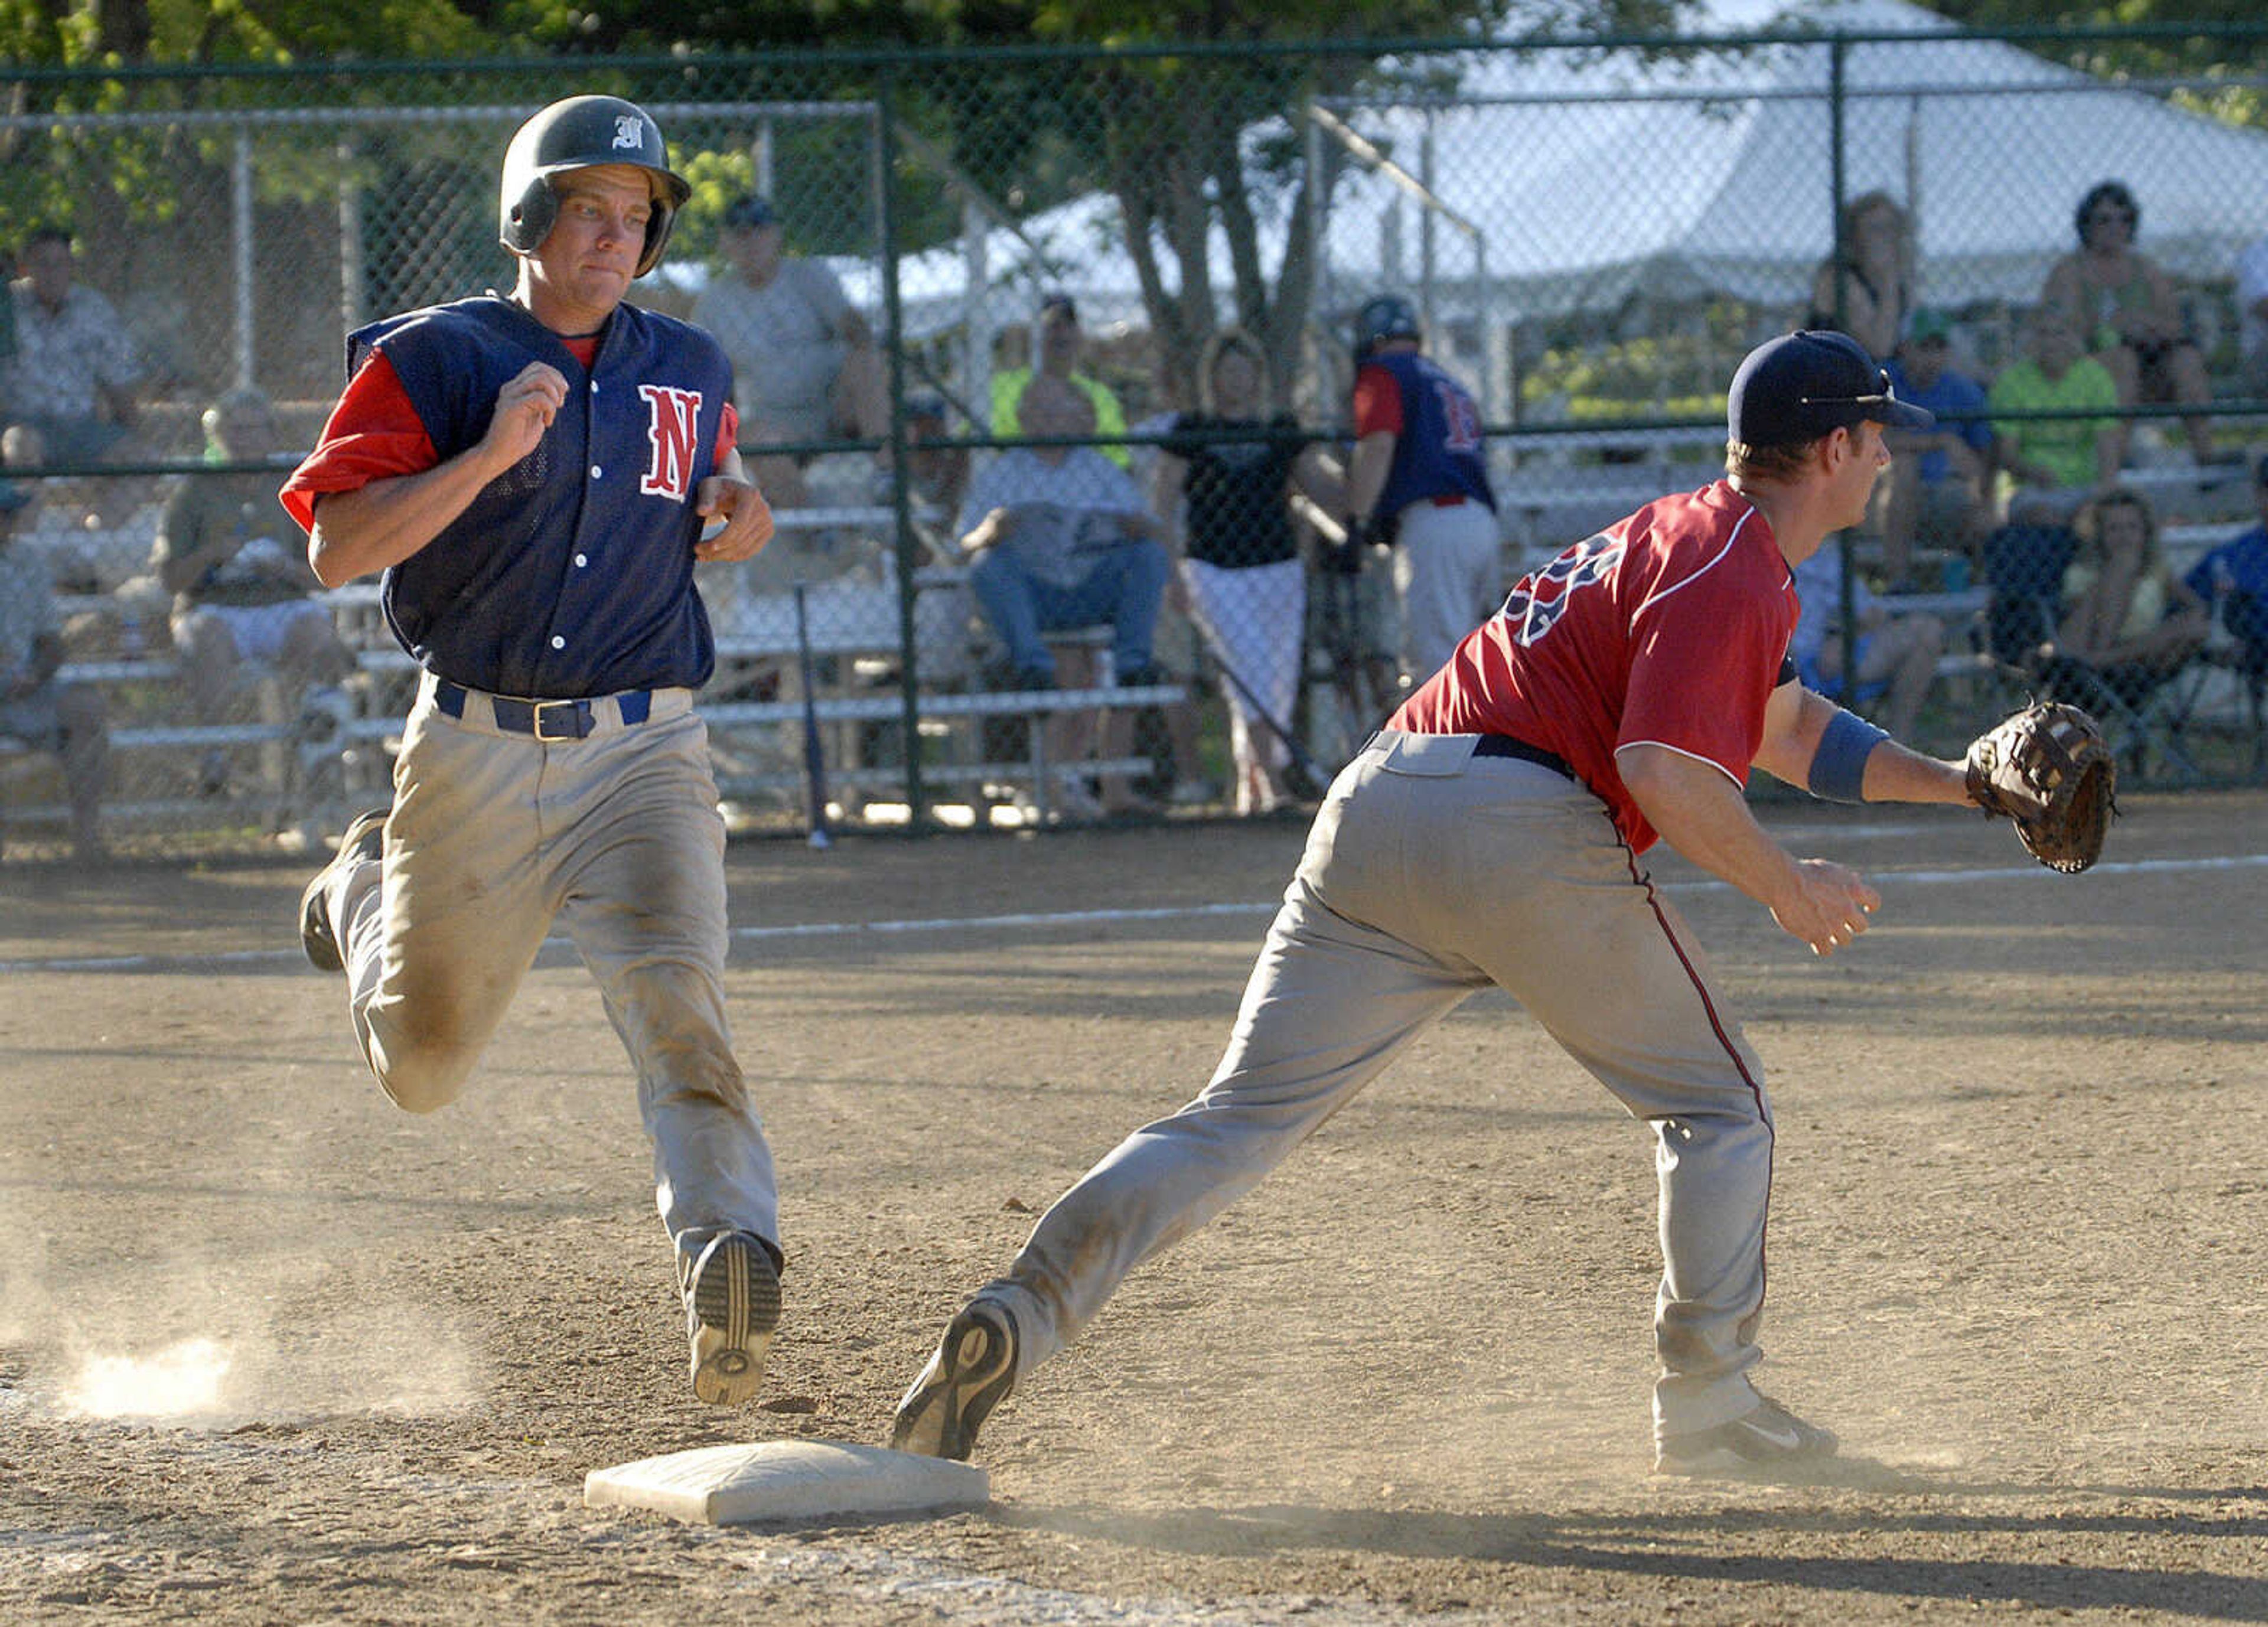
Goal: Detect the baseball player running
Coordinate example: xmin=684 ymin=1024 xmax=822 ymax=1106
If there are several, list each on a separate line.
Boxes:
xmin=1341 ymin=294 xmax=1500 ymax=689
xmin=894 ymin=331 xmax=1986 ymax=1476
xmin=281 ymin=96 xmax=784 ymax=1405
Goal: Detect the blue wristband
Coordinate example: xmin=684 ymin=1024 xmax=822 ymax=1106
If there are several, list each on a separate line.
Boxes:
xmin=1807 ymin=708 xmax=1889 ymax=803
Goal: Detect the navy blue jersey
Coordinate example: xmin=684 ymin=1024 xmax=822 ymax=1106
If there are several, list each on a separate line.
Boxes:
xmin=324 ymin=295 xmax=732 ymax=698
xmin=1354 ymin=351 xmax=1494 ymax=522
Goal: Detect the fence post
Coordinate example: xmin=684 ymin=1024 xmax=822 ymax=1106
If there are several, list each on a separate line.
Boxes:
xmin=876 ymin=61 xmax=928 ymax=825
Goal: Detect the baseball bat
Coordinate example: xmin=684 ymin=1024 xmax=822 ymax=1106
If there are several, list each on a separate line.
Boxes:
xmin=1183 ymin=606 xmax=1330 ymax=792
xmin=793 ymin=582 xmax=832 ymax=850
xmin=1289 ymin=491 xmax=1345 ymax=545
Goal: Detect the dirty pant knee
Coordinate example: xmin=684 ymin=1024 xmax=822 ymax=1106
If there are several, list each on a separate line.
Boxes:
xmin=356 ymin=1005 xmax=485 ymax=1114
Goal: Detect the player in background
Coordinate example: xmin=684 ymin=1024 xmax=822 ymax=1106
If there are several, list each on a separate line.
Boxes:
xmin=280 ymin=96 xmax=783 ymax=1406
xmin=893 ymin=330 xmax=1988 ymax=1478
xmin=1340 ymin=294 xmax=1501 ymax=694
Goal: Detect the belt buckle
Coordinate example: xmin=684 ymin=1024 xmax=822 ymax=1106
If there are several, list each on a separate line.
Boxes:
xmin=529 ymin=698 xmax=587 ymax=741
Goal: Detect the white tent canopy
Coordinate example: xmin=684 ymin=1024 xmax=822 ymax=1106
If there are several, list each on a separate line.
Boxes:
xmin=1324 ymin=0 xmax=2268 ymax=321
xmin=861 ymin=0 xmax=2268 ymax=347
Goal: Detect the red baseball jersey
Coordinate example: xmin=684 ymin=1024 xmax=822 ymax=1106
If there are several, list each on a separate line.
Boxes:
xmin=1390 ymin=480 xmax=1797 ymax=852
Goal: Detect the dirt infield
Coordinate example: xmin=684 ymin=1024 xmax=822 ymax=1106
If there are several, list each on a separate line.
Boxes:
xmin=4 ymin=791 xmax=2265 ymax=1625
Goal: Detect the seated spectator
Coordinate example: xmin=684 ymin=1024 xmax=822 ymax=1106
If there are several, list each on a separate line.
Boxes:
xmin=1988 ymin=308 xmax=2122 ymax=511
xmin=2238 ymin=231 xmax=2268 ymax=405
xmin=1790 ymin=540 xmax=1947 ymax=741
xmin=989 ymin=293 xmax=1131 ymax=469
xmin=691 ymin=194 xmax=888 ymax=511
xmin=1806 ymin=191 xmax=1913 ymax=363
xmin=959 ymin=375 xmax=1171 ymax=817
xmin=2042 ymin=485 xmax=2209 ymax=718
xmin=4 ymin=225 xmax=145 ymax=467
xmin=2182 ymin=451 xmax=2268 ymax=672
xmin=1982 ymin=492 xmax=2080 ymax=671
xmin=901 ymin=392 xmax=972 ymax=540
xmin=1879 ymin=307 xmax=1992 ymax=589
xmin=151 ymin=388 xmax=357 ymax=793
xmin=0 ymin=478 xmax=106 ymax=860
xmin=2041 ymin=181 xmax=2221 ymax=468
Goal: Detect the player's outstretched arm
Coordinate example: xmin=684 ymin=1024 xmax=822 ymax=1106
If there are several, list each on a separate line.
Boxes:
xmin=308 ymin=362 xmax=568 ymax=587
xmin=1620 ymin=742 xmax=1879 ymax=956
xmin=1752 ymin=682 xmax=1972 ymax=807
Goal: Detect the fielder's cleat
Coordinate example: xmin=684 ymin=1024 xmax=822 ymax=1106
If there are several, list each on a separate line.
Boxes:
xmin=1653 ymin=1394 xmax=1839 ymax=1478
xmin=890 ymin=1296 xmax=1019 ymax=1460
xmin=683 ymin=1230 xmax=781 ymax=1406
xmin=298 ymin=807 xmax=388 ymax=974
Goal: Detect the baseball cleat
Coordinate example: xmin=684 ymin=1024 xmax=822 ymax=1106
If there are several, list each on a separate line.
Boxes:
xmin=1653 ymin=1395 xmax=1838 ymax=1478
xmin=890 ymin=1296 xmax=1019 ymax=1461
xmin=298 ymin=807 xmax=389 ymax=974
xmin=683 ymin=1230 xmax=781 ymax=1406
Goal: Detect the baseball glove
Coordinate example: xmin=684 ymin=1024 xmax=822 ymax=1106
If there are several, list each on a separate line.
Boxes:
xmin=1963 ymin=700 xmax=2116 ymax=873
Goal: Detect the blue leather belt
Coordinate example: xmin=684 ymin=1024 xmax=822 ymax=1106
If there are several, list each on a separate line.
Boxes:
xmin=1472 ymin=732 xmax=1574 ymax=781
xmin=433 ymin=679 xmax=653 ymax=741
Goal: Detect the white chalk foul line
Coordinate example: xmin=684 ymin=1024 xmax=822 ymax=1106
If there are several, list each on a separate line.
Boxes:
xmin=3 ymin=852 xmax=2264 ymax=977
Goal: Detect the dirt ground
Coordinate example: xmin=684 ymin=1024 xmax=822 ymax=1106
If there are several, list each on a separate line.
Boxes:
xmin=2 ymin=789 xmax=2265 ymax=1625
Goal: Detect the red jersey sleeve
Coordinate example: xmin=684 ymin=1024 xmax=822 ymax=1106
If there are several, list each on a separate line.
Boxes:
xmin=1351 ymin=363 xmax=1405 ymax=439
xmin=278 ymin=351 xmax=438 ymax=534
xmin=1617 ymin=542 xmax=1794 ymax=785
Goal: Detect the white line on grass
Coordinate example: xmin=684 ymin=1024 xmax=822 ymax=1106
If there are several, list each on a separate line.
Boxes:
xmin=4 ymin=851 xmax=2264 ymax=977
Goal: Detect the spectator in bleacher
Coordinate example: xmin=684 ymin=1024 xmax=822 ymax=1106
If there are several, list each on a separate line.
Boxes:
xmin=2 ymin=226 xmax=145 ymax=468
xmin=1879 ymin=307 xmax=1992 ymax=591
xmin=152 ymin=387 xmax=356 ymax=774
xmin=2041 ymin=181 xmax=2223 ymax=469
xmin=901 ymin=393 xmax=971 ymax=537
xmin=1806 ymin=191 xmax=1913 ymax=363
xmin=0 ymin=478 xmax=106 ymax=860
xmin=2181 ymin=452 xmax=2268 ymax=665
xmin=1987 ymin=308 xmax=2122 ymax=511
xmin=989 ymin=293 xmax=1131 ymax=469
xmin=1790 ymin=541 xmax=1947 ymax=742
xmin=2237 ymin=231 xmax=2268 ymax=404
xmin=2045 ymin=485 xmax=2210 ymax=716
xmin=959 ymin=374 xmax=1170 ymax=818
xmin=960 ymin=375 xmax=1169 ymax=688
xmin=692 ymin=193 xmax=888 ymax=511
xmin=1157 ymin=328 xmax=1344 ymax=816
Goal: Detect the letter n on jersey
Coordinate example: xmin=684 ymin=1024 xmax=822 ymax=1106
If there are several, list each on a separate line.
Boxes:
xmin=639 ymin=384 xmax=704 ymax=500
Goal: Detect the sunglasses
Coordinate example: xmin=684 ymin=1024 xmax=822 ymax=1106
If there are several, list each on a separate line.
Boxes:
xmin=1800 ymin=369 xmax=1903 ymax=411
xmin=2087 ymin=207 xmax=2136 ymax=224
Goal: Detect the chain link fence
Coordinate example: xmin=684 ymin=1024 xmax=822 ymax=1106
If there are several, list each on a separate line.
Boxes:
xmin=1 ymin=22 xmax=2264 ymax=859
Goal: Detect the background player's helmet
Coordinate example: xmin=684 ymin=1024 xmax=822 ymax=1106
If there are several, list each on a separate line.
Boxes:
xmin=1353 ymin=294 xmax=1422 ymax=361
xmin=498 ymin=95 xmax=692 ymax=278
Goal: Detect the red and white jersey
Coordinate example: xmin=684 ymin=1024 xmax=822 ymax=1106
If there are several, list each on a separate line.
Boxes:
xmin=1390 ymin=479 xmax=1797 ymax=853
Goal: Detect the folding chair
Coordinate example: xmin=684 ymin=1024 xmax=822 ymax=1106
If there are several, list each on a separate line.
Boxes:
xmin=1982 ymin=516 xmax=2202 ymax=782
xmin=2159 ymin=587 xmax=2267 ymax=782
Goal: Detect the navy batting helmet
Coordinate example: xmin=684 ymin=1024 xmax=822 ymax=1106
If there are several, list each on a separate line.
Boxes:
xmin=498 ymin=95 xmax=691 ymax=278
xmin=1353 ymin=294 xmax=1422 ymax=361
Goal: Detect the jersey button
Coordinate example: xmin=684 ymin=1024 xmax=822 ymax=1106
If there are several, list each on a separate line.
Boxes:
xmin=589 ymin=465 xmax=602 ymax=480
xmin=550 ymin=635 xmax=566 ymax=650
xmin=574 ymin=553 xmax=588 ymax=568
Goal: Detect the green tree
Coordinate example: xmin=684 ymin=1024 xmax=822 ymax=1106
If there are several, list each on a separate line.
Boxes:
xmin=1924 ymin=1 xmax=2266 ymax=127
xmin=494 ymin=1 xmax=1693 ymax=407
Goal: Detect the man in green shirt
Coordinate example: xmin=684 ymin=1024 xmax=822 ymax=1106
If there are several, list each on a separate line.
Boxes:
xmin=990 ymin=293 xmax=1129 ymax=469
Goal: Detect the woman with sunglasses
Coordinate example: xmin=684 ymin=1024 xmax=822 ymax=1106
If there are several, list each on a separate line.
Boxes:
xmin=2041 ymin=180 xmax=2222 ymax=469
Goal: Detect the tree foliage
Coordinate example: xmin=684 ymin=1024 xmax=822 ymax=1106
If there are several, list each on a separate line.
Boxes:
xmin=1924 ymin=0 xmax=2266 ymax=128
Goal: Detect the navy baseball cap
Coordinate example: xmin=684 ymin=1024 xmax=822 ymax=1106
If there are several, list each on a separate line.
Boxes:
xmin=1728 ymin=330 xmax=1934 ymax=448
